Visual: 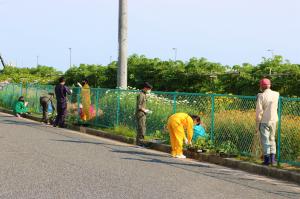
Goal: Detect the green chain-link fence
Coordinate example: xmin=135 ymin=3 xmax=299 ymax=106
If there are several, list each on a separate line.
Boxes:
xmin=0 ymin=83 xmax=299 ymax=166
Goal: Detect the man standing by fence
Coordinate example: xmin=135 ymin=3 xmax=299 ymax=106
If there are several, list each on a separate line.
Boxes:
xmin=256 ymin=78 xmax=279 ymax=166
xmin=53 ymin=77 xmax=72 ymax=128
xmin=136 ymin=82 xmax=153 ymax=146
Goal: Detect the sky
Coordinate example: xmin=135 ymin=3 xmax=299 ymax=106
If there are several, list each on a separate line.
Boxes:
xmin=0 ymin=0 xmax=299 ymax=71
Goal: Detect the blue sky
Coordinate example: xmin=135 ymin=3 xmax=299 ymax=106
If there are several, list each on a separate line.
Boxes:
xmin=0 ymin=0 xmax=299 ymax=71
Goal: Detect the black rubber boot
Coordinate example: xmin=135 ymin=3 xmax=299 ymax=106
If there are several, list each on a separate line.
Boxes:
xmin=263 ymin=155 xmax=270 ymax=166
xmin=271 ymin=154 xmax=277 ymax=166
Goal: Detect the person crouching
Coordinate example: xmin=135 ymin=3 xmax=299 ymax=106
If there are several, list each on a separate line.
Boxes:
xmin=167 ymin=113 xmax=200 ymax=159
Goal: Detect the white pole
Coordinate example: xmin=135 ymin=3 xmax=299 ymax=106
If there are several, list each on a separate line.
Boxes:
xmin=117 ymin=0 xmax=128 ymax=88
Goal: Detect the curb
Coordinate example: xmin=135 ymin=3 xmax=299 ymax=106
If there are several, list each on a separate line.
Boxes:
xmin=1 ymin=108 xmax=299 ymax=185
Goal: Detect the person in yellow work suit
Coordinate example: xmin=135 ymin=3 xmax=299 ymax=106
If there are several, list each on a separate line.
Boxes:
xmin=77 ymin=79 xmax=91 ymax=122
xmin=167 ymin=113 xmax=201 ymax=159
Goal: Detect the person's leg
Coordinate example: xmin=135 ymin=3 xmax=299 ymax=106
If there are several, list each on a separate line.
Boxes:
xmin=59 ymin=104 xmax=67 ymax=128
xmin=41 ymin=102 xmax=48 ymax=123
xmin=83 ymin=106 xmax=89 ymax=121
xmin=136 ymin=113 xmax=146 ymax=145
xmin=54 ymin=104 xmax=62 ymax=127
xmin=167 ymin=123 xmax=176 ymax=157
xmin=269 ymin=122 xmax=277 ymax=165
xmin=21 ymin=113 xmax=28 ymax=118
xmin=173 ymin=126 xmax=185 ymax=156
xmin=259 ymin=123 xmax=271 ymax=165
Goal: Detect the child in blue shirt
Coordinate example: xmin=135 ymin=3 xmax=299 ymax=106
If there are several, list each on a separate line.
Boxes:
xmin=192 ymin=119 xmax=206 ymax=142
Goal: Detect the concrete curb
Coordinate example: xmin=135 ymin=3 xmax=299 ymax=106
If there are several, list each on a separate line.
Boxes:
xmin=1 ymin=108 xmax=299 ymax=185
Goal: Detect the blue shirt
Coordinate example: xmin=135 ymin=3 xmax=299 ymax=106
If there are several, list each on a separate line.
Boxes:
xmin=192 ymin=125 xmax=206 ymax=141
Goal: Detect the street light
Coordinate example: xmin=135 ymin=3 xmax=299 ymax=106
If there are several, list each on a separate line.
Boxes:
xmin=267 ymin=49 xmax=274 ymax=58
xmin=172 ymin=48 xmax=177 ymax=61
xmin=69 ymin=48 xmax=72 ymax=68
xmin=266 ymin=49 xmax=274 ymax=75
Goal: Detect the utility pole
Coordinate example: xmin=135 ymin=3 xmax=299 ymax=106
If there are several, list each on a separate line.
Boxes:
xmin=69 ymin=48 xmax=72 ymax=68
xmin=0 ymin=53 xmax=5 ymax=68
xmin=117 ymin=0 xmax=128 ymax=88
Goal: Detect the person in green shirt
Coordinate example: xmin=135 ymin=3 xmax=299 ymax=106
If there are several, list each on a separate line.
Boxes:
xmin=14 ymin=96 xmax=29 ymax=118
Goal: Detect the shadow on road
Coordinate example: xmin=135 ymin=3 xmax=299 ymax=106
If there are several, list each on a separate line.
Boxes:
xmin=120 ymin=157 xmax=300 ymax=199
xmin=111 ymin=149 xmax=170 ymax=158
xmin=51 ymin=139 xmax=169 ymax=158
xmin=51 ymin=139 xmax=127 ymax=148
xmin=0 ymin=115 xmax=14 ymax=118
xmin=122 ymin=157 xmax=211 ymax=168
xmin=0 ymin=119 xmax=41 ymax=127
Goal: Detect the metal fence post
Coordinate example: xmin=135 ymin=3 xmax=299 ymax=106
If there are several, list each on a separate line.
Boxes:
xmin=35 ymin=85 xmax=39 ymax=113
xmin=4 ymin=84 xmax=8 ymax=107
xmin=25 ymin=82 xmax=28 ymax=98
xmin=173 ymin=92 xmax=177 ymax=113
xmin=210 ymin=94 xmax=215 ymax=142
xmin=277 ymin=96 xmax=283 ymax=165
xmin=95 ymin=89 xmax=100 ymax=126
xmin=11 ymin=84 xmax=15 ymax=108
xmin=116 ymin=89 xmax=121 ymax=126
xmin=47 ymin=85 xmax=51 ymax=93
xmin=77 ymin=87 xmax=81 ymax=124
xmin=20 ymin=83 xmax=23 ymax=96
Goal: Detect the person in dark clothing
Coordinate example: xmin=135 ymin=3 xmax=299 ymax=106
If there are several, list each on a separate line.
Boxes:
xmin=135 ymin=82 xmax=153 ymax=146
xmin=53 ymin=77 xmax=72 ymax=128
xmin=40 ymin=93 xmax=55 ymax=124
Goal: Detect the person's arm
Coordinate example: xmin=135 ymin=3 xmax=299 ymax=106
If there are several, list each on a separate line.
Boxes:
xmin=256 ymin=94 xmax=263 ymax=130
xmin=186 ymin=117 xmax=194 ymax=144
xmin=23 ymin=103 xmax=28 ymax=113
xmin=65 ymin=86 xmax=72 ymax=95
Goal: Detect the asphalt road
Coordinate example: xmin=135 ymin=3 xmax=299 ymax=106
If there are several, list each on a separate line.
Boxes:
xmin=0 ymin=112 xmax=299 ymax=199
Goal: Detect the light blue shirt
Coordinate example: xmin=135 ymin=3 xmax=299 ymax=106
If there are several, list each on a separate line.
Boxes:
xmin=192 ymin=125 xmax=206 ymax=141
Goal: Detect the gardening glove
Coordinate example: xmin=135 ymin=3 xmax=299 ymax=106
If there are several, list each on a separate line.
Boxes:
xmin=77 ymin=82 xmax=83 ymax=88
xmin=184 ymin=137 xmax=188 ymax=145
xmin=144 ymin=109 xmax=153 ymax=114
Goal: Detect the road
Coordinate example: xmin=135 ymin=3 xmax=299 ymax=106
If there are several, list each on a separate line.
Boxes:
xmin=0 ymin=112 xmax=299 ymax=199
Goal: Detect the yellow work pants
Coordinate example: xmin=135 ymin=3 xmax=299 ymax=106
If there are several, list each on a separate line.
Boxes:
xmin=167 ymin=121 xmax=185 ymax=157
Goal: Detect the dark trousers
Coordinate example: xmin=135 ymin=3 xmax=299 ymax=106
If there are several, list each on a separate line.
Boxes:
xmin=136 ymin=112 xmax=146 ymax=145
xmin=54 ymin=103 xmax=67 ymax=127
xmin=41 ymin=101 xmax=48 ymax=123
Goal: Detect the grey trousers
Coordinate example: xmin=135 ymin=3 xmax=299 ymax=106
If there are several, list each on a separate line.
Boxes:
xmin=259 ymin=122 xmax=277 ymax=155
